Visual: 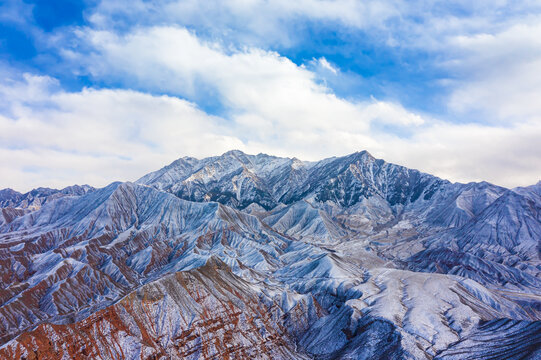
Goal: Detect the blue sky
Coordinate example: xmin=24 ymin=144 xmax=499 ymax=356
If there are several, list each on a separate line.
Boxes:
xmin=1 ymin=0 xmax=540 ymax=191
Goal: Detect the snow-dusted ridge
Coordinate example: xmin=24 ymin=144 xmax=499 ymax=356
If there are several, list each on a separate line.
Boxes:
xmin=0 ymin=150 xmax=539 ymax=359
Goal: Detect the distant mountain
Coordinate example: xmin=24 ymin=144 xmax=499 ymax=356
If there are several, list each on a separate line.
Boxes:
xmin=0 ymin=184 xmax=95 ymax=210
xmin=0 ymin=184 xmax=95 ymax=227
xmin=0 ymin=151 xmax=539 ymax=359
xmin=137 ymin=150 xmax=507 ymax=230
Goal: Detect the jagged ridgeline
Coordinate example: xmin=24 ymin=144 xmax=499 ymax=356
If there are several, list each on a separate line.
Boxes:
xmin=0 ymin=150 xmax=539 ymax=359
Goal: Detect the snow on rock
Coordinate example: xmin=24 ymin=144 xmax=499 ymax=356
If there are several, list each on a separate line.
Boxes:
xmin=0 ymin=150 xmax=539 ymax=359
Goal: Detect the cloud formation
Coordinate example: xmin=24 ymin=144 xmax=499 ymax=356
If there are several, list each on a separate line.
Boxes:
xmin=0 ymin=0 xmax=540 ymax=191
xmin=447 ymin=21 xmax=541 ymax=123
xmin=0 ymin=70 xmax=240 ymax=185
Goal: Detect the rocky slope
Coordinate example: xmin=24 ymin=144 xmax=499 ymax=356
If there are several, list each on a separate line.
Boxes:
xmin=0 ymin=185 xmax=95 ymax=227
xmin=0 ymin=150 xmax=539 ymax=359
xmin=0 ymin=258 xmax=313 ymax=360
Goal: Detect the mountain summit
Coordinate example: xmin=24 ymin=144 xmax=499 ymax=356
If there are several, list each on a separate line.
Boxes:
xmin=0 ymin=151 xmax=539 ymax=359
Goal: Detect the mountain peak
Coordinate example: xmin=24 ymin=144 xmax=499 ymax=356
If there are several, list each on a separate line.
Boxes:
xmin=0 ymin=188 xmax=21 ymax=198
xmin=352 ymin=150 xmax=375 ymax=160
xmin=1 ymin=150 xmax=540 ymax=359
xmin=222 ymin=149 xmax=247 ymax=157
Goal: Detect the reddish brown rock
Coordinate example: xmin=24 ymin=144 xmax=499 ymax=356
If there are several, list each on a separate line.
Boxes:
xmin=0 ymin=258 xmax=312 ymax=360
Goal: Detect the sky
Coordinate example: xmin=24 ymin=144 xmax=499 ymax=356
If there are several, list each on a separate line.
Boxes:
xmin=0 ymin=0 xmax=540 ymax=192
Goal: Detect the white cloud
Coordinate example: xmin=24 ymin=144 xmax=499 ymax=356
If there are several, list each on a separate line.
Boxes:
xmin=73 ymin=26 xmax=422 ymax=135
xmin=0 ymin=73 xmax=59 ymax=107
xmin=0 ymin=74 xmax=243 ymax=191
xmin=0 ymin=27 xmax=428 ymax=191
xmin=84 ymin=0 xmax=541 ymax=54
xmin=4 ymin=1 xmax=541 ymax=191
xmin=377 ymin=121 xmax=541 ymax=187
xmin=1 ymin=24 xmax=539 ymax=192
xmin=314 ymin=57 xmax=338 ymax=75
xmin=88 ymin=0 xmax=400 ymax=47
xmin=446 ymin=21 xmax=541 ymax=122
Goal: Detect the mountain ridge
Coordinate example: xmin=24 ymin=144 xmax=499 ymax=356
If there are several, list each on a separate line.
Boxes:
xmin=0 ymin=150 xmax=539 ymax=359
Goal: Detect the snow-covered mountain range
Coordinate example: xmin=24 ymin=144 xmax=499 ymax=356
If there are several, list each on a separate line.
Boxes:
xmin=0 ymin=150 xmax=539 ymax=359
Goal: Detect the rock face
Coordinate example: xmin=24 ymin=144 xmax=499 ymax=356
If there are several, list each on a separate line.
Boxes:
xmin=0 ymin=150 xmax=539 ymax=359
xmin=0 ymin=258 xmax=311 ymax=360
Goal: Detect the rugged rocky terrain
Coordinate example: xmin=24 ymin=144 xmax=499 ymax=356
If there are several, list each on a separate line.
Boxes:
xmin=0 ymin=150 xmax=539 ymax=359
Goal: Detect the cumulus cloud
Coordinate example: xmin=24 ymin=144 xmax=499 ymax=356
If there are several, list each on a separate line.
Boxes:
xmin=1 ymin=1 xmax=540 ymax=191
xmin=0 ymin=27 xmax=428 ymax=190
xmin=0 ymin=74 xmax=242 ymax=191
xmin=71 ymin=26 xmax=423 ymax=136
xmin=1 ymin=25 xmax=540 ymax=191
